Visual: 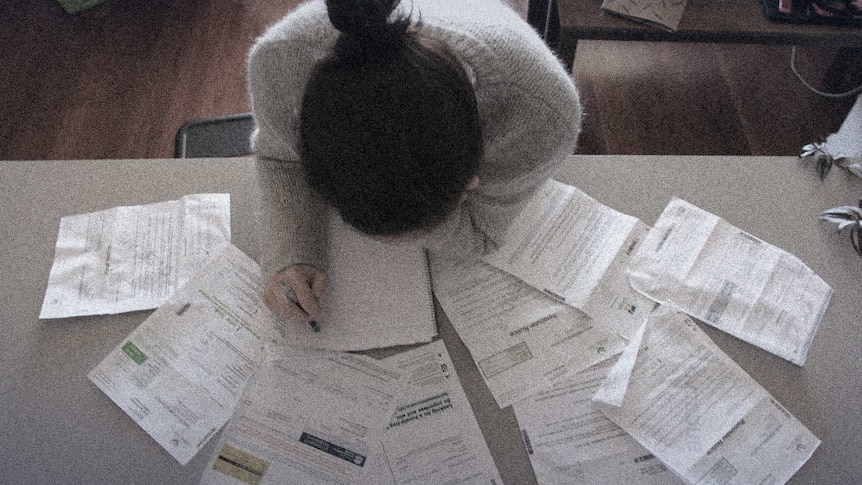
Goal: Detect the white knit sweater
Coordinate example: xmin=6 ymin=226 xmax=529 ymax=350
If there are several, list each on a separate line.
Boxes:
xmin=248 ymin=0 xmax=581 ymax=279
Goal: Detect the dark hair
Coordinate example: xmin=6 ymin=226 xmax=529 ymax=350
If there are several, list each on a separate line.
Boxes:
xmin=299 ymin=0 xmax=483 ymax=236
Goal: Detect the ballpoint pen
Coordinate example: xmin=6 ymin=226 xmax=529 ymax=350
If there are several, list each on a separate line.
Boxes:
xmin=281 ymin=282 xmax=322 ymax=332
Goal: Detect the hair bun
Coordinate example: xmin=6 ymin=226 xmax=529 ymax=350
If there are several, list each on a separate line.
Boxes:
xmin=326 ymin=0 xmax=407 ymax=42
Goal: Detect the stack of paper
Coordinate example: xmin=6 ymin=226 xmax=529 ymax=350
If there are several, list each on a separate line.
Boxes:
xmin=40 ymin=195 xmax=440 ymax=469
xmin=44 ymin=183 xmax=832 ymax=484
xmin=482 ymin=180 xmax=650 ymax=321
xmin=431 ymin=180 xmax=655 ymax=410
xmin=88 ymin=244 xmax=289 ymax=465
xmin=594 ymin=309 xmax=820 ymax=484
xmin=200 ymin=349 xmax=404 ymax=484
xmin=88 ymin=239 xmax=443 ymax=465
xmin=369 ymin=340 xmax=501 ymax=485
xmin=513 ymin=358 xmax=682 ymax=485
xmin=430 ymin=179 xmax=829 ymax=484
xmin=511 ymin=308 xmax=822 ymax=484
xmin=430 ymin=255 xmax=627 ymax=408
xmin=473 ymin=181 xmax=831 ymax=367
xmin=198 ymin=340 xmax=502 ymax=484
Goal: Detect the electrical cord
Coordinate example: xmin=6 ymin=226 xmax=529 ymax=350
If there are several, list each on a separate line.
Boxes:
xmin=791 ymin=45 xmax=862 ymax=99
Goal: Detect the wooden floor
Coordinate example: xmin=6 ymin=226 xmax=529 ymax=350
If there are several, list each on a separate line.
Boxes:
xmin=1 ymin=0 xmax=859 ymax=161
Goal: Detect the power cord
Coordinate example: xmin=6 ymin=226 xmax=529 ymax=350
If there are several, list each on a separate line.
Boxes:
xmin=791 ymin=46 xmax=862 ymax=99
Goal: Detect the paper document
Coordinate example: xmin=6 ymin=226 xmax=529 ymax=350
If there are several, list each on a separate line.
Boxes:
xmin=593 ymin=308 xmax=820 ymax=484
xmin=482 ymin=179 xmax=651 ymax=331
xmin=431 ymin=255 xmax=626 ymax=408
xmin=200 ymin=350 xmax=403 ymax=485
xmin=89 ymin=234 xmax=438 ymax=464
xmin=285 ymin=211 xmax=437 ymax=351
xmin=514 ymin=358 xmax=682 ymax=485
xmin=581 ymin=234 xmax=657 ymax=342
xmin=40 ymin=193 xmax=231 ymax=318
xmin=88 ymin=244 xmax=287 ymax=465
xmin=601 ymin=0 xmax=687 ymax=31
xmin=626 ymin=197 xmax=832 ymax=365
xmin=367 ymin=340 xmax=503 ymax=485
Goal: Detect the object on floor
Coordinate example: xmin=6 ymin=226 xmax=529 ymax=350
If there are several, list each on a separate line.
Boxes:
xmin=174 ymin=113 xmax=254 ymax=158
xmin=56 ymin=0 xmax=106 ymax=14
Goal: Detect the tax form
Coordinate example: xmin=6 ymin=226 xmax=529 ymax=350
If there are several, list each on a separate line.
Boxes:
xmin=40 ymin=193 xmax=231 ymax=318
xmin=482 ymin=179 xmax=652 ymax=333
xmin=200 ymin=350 xmax=403 ymax=485
xmin=593 ymin=308 xmax=820 ymax=484
xmin=367 ymin=340 xmax=502 ymax=485
xmin=513 ymin=358 xmax=683 ymax=485
xmin=89 ymin=243 xmax=287 ymax=465
xmin=430 ymin=255 xmax=627 ymax=408
xmin=626 ymin=197 xmax=833 ymax=365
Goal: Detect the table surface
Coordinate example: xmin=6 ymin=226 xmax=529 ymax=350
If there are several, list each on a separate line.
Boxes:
xmin=2 ymin=156 xmax=860 ymax=485
xmin=557 ymin=0 xmax=862 ymax=45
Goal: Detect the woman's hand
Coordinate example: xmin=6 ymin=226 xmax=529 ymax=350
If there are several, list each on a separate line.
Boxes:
xmin=263 ymin=264 xmax=328 ymax=323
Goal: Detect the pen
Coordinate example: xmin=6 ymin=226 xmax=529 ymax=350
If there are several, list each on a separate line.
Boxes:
xmin=280 ymin=282 xmax=322 ymax=333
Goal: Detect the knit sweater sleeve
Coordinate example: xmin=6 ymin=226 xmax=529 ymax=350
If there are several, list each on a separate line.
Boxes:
xmin=247 ymin=1 xmax=336 ymax=279
xmin=419 ymin=0 xmax=582 ymax=257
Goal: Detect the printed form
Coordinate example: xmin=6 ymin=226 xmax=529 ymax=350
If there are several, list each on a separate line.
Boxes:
xmin=626 ymin=197 xmax=833 ymax=365
xmin=431 ymin=255 xmax=627 ymax=408
xmin=482 ymin=179 xmax=653 ymax=336
xmin=88 ymin=244 xmax=287 ymax=465
xmin=367 ymin=340 xmax=502 ymax=485
xmin=513 ymin=358 xmax=683 ymax=485
xmin=200 ymin=350 xmax=403 ymax=485
xmin=90 ymin=240 xmax=441 ymax=466
xmin=40 ymin=194 xmax=231 ymax=318
xmin=593 ymin=308 xmax=820 ymax=485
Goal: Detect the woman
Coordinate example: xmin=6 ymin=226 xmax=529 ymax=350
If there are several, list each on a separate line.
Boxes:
xmin=250 ymin=0 xmax=581 ymax=324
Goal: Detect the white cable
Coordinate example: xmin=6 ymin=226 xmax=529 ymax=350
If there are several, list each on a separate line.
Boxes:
xmin=791 ymin=45 xmax=862 ymax=99
xmin=543 ymin=0 xmax=553 ymax=41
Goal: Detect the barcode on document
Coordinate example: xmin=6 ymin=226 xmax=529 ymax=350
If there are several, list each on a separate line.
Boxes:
xmin=521 ymin=429 xmax=534 ymax=455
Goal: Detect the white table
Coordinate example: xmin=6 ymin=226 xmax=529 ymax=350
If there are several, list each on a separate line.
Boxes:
xmin=2 ymin=156 xmax=860 ymax=484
